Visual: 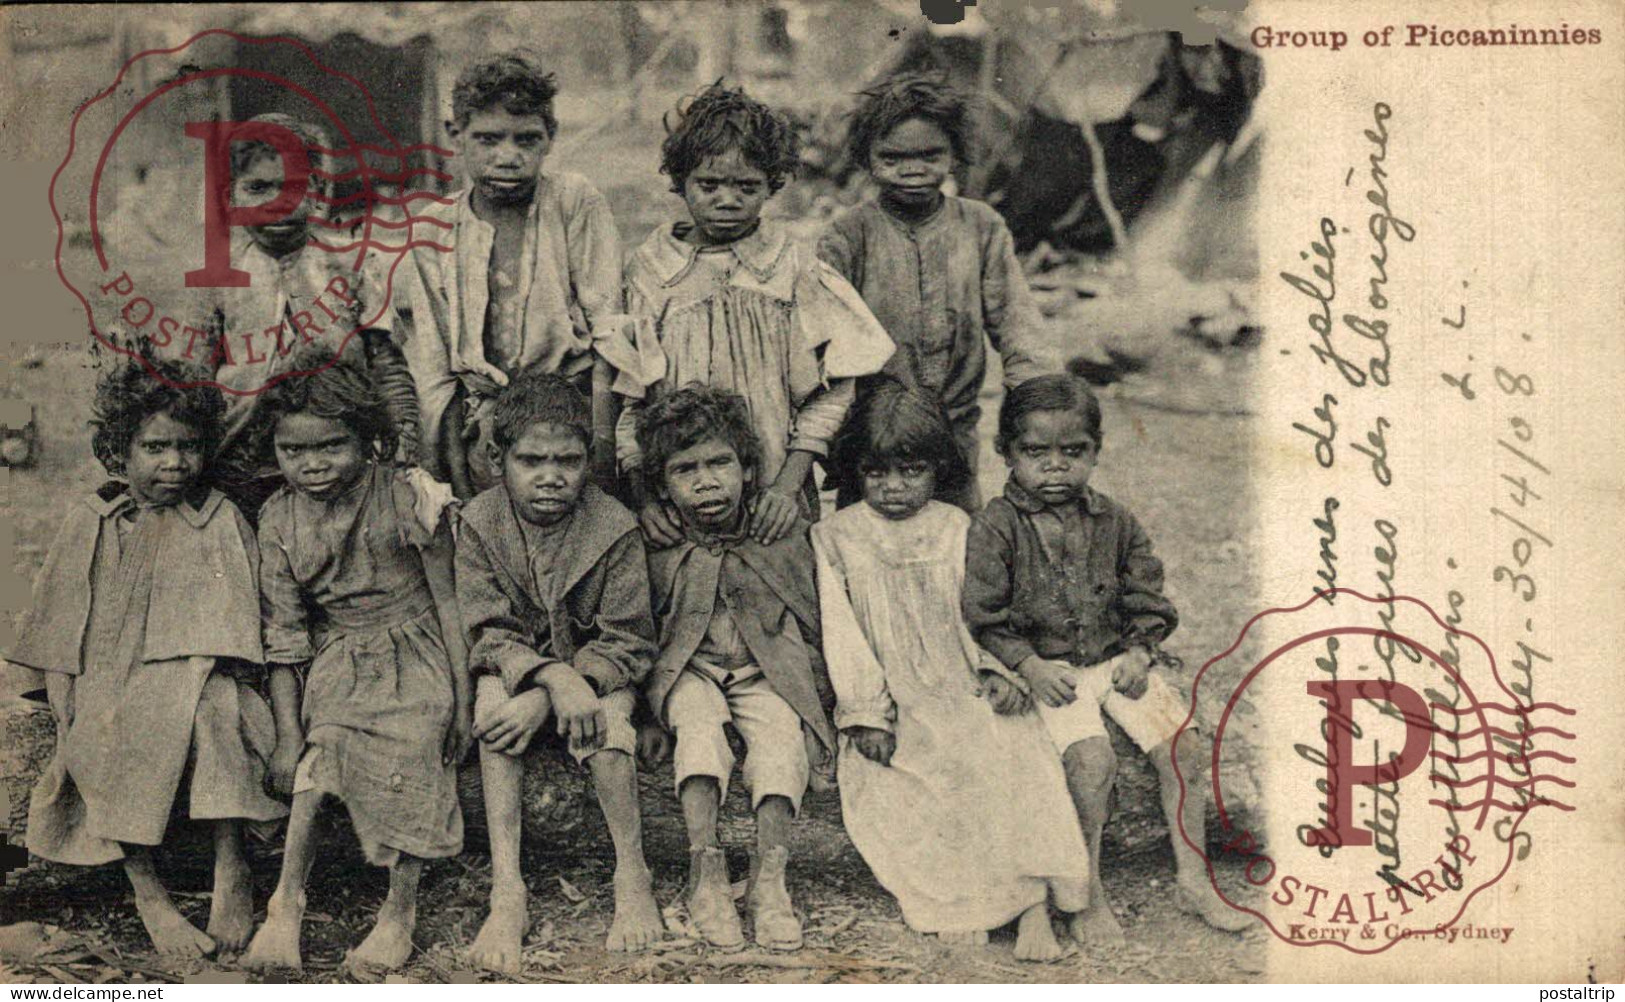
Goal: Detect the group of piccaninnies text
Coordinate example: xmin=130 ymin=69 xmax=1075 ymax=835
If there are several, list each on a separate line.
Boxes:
xmin=9 ymin=51 xmax=1252 ymax=975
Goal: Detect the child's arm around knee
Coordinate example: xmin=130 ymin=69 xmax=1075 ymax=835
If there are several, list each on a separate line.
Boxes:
xmin=811 ymin=525 xmax=897 ymax=766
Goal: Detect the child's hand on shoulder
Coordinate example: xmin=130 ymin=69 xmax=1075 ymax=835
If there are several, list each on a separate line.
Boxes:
xmin=982 ymin=673 xmax=1033 ymax=715
xmin=846 ymin=726 xmax=896 ymax=767
xmin=1018 ymin=656 xmax=1079 ymax=708
xmin=1112 ymin=647 xmax=1153 ymax=701
xmin=474 ymin=686 xmax=552 ymax=757
xmin=638 ymin=500 xmax=685 ymax=549
xmin=540 ymin=664 xmax=607 ymax=751
xmin=748 ymin=487 xmax=799 ymax=545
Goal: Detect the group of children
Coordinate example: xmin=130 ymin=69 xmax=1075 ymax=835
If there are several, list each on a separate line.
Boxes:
xmin=6 ymin=51 xmax=1250 ymax=975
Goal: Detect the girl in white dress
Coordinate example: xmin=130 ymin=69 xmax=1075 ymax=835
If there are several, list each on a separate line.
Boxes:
xmin=811 ymin=384 xmax=1091 ymax=960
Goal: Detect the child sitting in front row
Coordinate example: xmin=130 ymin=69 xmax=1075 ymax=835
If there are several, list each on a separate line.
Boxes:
xmin=638 ymin=386 xmax=835 ymax=951
xmin=619 ymin=81 xmax=893 ymax=547
xmin=813 ymin=385 xmax=1089 ymax=960
xmin=818 ymin=75 xmax=1049 ymax=513
xmin=455 ymin=371 xmax=664 ymax=972
xmin=243 ymin=352 xmax=470 ymax=972
xmin=962 ymin=374 xmax=1251 ymax=942
xmin=13 ymin=358 xmax=285 ymax=958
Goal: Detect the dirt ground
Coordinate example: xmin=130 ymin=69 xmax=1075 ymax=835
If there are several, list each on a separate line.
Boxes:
xmin=1 ymin=96 xmax=1264 ymax=981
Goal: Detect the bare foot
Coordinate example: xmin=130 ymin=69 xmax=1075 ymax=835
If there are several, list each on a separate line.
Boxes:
xmin=242 ymin=896 xmax=304 ymax=971
xmin=1177 ymin=880 xmax=1253 ymax=933
xmin=606 ymin=864 xmax=664 ymax=952
xmin=1068 ymin=901 xmax=1126 ymax=948
xmin=937 ymin=929 xmax=990 ymax=946
xmin=467 ymin=887 xmax=526 ymax=976
xmin=1014 ymin=904 xmax=1064 ymax=962
xmin=346 ymin=904 xmax=416 ymax=971
xmin=206 ymin=853 xmax=254 ymax=954
xmin=134 ymin=893 xmax=215 ymax=958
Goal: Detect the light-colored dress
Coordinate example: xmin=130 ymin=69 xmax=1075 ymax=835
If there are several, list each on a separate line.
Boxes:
xmin=21 ymin=489 xmax=286 ymax=865
xmin=618 ymin=221 xmax=894 ymax=489
xmin=811 ymin=501 xmax=1090 ymax=933
xmin=258 ymin=466 xmax=462 ymax=864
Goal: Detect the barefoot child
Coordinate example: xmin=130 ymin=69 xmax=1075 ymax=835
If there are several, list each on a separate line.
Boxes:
xmin=818 ymin=75 xmax=1049 ymax=512
xmin=455 ymin=371 xmax=663 ymax=971
xmin=638 ymin=386 xmax=835 ymax=951
xmin=242 ymin=352 xmax=470 ymax=972
xmin=962 ymin=374 xmax=1251 ymax=942
xmin=813 ymin=385 xmax=1089 ymax=959
xmin=13 ymin=358 xmax=285 ymax=957
xmin=619 ymin=82 xmax=893 ymax=547
xmin=401 ymin=52 xmax=646 ymax=497
xmin=198 ymin=113 xmax=419 ymax=521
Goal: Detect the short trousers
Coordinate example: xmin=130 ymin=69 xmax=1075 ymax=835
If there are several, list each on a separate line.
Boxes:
xmin=1033 ymin=653 xmax=1187 ymax=753
xmin=664 ymin=667 xmax=810 ymax=813
xmin=473 ymin=673 xmax=637 ymax=765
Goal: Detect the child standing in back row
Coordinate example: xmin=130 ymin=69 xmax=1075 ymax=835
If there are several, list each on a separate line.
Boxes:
xmin=243 ymin=351 xmax=470 ymax=973
xmin=619 ymin=82 xmax=894 ymax=548
xmin=818 ymin=76 xmax=1050 ymax=512
xmin=962 ymin=375 xmax=1251 ymax=943
xmin=814 ymin=385 xmax=1090 ymax=959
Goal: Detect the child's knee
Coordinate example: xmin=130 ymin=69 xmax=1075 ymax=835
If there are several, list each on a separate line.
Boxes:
xmin=671 ymin=721 xmax=734 ymax=787
xmin=1063 ymin=736 xmax=1118 ymax=791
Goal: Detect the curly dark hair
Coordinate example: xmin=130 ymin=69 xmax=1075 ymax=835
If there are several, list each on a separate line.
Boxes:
xmin=489 ymin=368 xmax=592 ymax=452
xmin=256 ymin=347 xmax=397 ymax=462
xmin=451 ymin=50 xmax=560 ymax=136
xmin=228 ymin=113 xmax=332 ymax=182
xmin=637 ymin=384 xmax=762 ymax=494
xmin=845 ymin=73 xmax=973 ymax=170
xmin=659 ymin=81 xmax=799 ymax=195
xmin=996 ymin=374 xmax=1103 ymax=455
xmin=830 ymin=381 xmax=970 ymax=499
xmin=91 ymin=357 xmax=225 ymax=477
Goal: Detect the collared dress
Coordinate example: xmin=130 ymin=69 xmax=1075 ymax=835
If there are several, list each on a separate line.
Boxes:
xmin=812 ymin=500 xmax=1089 ymax=934
xmin=618 ymin=220 xmax=894 ymax=496
xmin=16 ymin=487 xmax=286 ymax=864
xmin=258 ymin=465 xmax=462 ymax=864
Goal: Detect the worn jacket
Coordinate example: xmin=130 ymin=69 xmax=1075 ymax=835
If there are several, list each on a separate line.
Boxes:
xmin=963 ymin=480 xmax=1178 ymax=670
xmin=455 ymin=483 xmax=656 ymax=697
xmin=3 ymin=485 xmax=262 ymax=695
xmin=646 ymin=519 xmax=835 ymax=754
xmin=817 ymin=197 xmax=1048 ymax=431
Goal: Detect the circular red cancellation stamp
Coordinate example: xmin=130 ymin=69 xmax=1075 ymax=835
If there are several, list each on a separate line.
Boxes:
xmin=1172 ymin=587 xmax=1577 ymax=953
xmin=50 ymin=29 xmax=452 ymax=395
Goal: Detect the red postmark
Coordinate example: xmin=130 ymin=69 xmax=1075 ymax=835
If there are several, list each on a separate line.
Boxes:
xmin=1173 ymin=588 xmax=1575 ymax=951
xmin=51 ymin=29 xmax=453 ymax=395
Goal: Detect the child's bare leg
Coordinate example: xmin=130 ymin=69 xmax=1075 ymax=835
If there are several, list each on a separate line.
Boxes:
xmin=1154 ymin=732 xmax=1252 ymax=932
xmin=1061 ymin=737 xmax=1124 ymax=946
xmin=244 ymin=790 xmax=322 ymax=970
xmin=1014 ymin=902 xmax=1064 ymax=961
xmin=206 ymin=820 xmax=254 ymax=953
xmin=468 ymin=731 xmax=527 ymax=974
xmin=679 ymin=777 xmax=744 ymax=949
xmin=750 ymin=795 xmax=802 ymax=950
xmin=586 ymin=748 xmax=663 ymax=951
xmin=122 ymin=845 xmax=215 ymax=957
xmin=348 ymin=855 xmax=422 ymax=970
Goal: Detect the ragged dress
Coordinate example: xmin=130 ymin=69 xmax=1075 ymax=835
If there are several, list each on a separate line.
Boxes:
xmin=17 ymin=487 xmax=286 ymax=864
xmin=257 ymin=466 xmax=462 ymax=864
xmin=811 ymin=501 xmax=1090 ymax=934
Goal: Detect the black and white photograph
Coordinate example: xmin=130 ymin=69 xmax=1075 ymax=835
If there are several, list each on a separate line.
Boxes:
xmin=0 ymin=0 xmax=1620 ymax=990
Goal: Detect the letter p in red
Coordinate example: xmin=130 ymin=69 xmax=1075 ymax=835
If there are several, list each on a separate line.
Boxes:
xmin=185 ymin=121 xmax=311 ymax=288
xmin=1305 ymin=680 xmax=1433 ymax=848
